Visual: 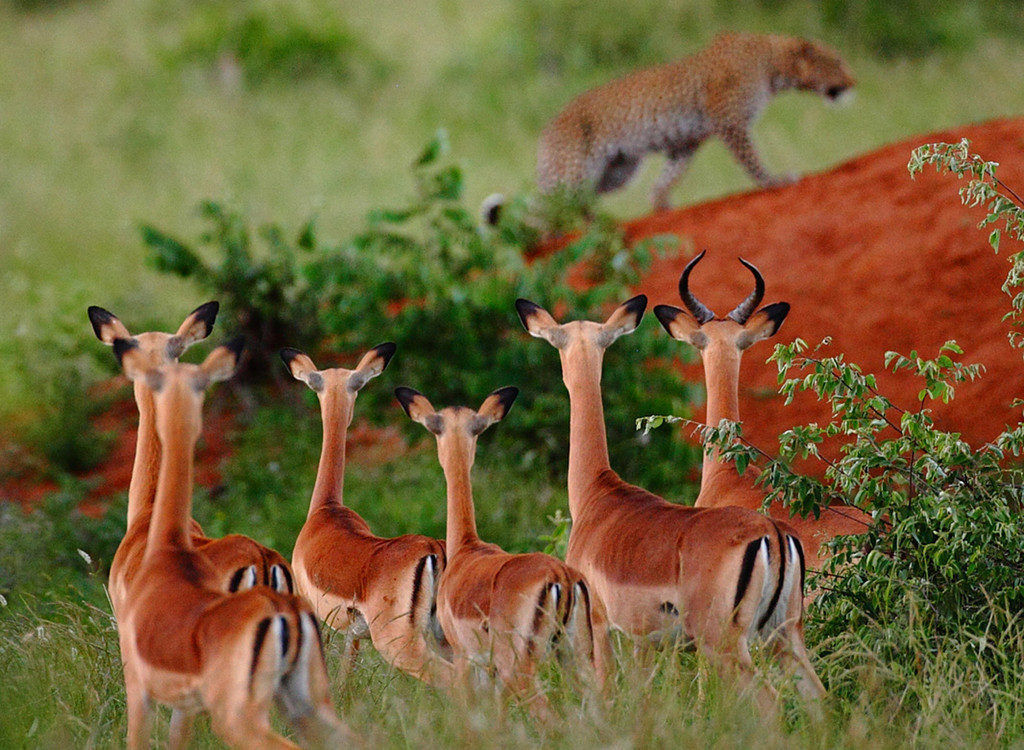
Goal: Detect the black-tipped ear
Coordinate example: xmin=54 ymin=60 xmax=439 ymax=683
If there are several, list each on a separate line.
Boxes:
xmin=758 ymin=302 xmax=791 ymax=333
xmin=280 ymin=347 xmax=305 ymax=368
xmin=87 ymin=306 xmax=115 ymax=340
xmin=492 ymin=386 xmax=519 ymax=415
xmin=394 ymin=386 xmax=423 ymax=417
xmin=653 ymin=304 xmax=683 ymax=334
xmin=113 ymin=338 xmax=138 ymax=367
xmin=189 ymin=301 xmax=220 ymax=335
xmin=623 ymin=294 xmax=648 ymax=320
xmin=373 ymin=342 xmax=397 ymax=371
xmin=514 ymin=298 xmax=543 ymax=331
xmin=222 ymin=336 xmax=247 ymax=362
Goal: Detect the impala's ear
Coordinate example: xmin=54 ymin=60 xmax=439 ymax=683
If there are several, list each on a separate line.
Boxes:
xmin=654 ymin=304 xmax=707 ymax=349
xmin=176 ymin=301 xmax=219 ymax=346
xmin=596 ymin=295 xmax=646 ymax=348
xmin=472 ymin=386 xmax=518 ymax=434
xmin=395 ymin=387 xmax=442 ymax=434
xmin=349 ymin=342 xmax=397 ymax=392
xmin=201 ymin=337 xmax=245 ymax=384
xmin=736 ymin=302 xmax=790 ymax=350
xmin=280 ymin=347 xmax=323 ymax=391
xmin=88 ymin=306 xmax=132 ymax=345
xmin=515 ymin=299 xmax=567 ymax=348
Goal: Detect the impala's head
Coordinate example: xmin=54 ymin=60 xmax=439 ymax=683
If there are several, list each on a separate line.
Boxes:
xmin=88 ymin=301 xmax=219 ymax=370
xmin=280 ymin=342 xmax=396 ymax=422
xmin=395 ymin=386 xmax=518 ymax=468
xmin=515 ymin=295 xmax=646 ymax=385
xmin=114 ymin=337 xmax=244 ymax=445
xmin=654 ymin=250 xmax=789 ymax=364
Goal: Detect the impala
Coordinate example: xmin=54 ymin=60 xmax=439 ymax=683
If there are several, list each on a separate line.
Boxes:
xmin=395 ymin=386 xmax=613 ymax=719
xmin=88 ymin=302 xmax=292 ymax=624
xmin=517 ymin=295 xmax=825 ymax=707
xmin=652 ymin=251 xmax=871 ymax=574
xmin=113 ymin=338 xmax=349 ymax=749
xmin=282 ymin=345 xmax=452 ymax=685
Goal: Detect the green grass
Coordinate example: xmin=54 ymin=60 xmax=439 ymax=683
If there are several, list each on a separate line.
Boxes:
xmin=3 ymin=589 xmax=1023 ymax=749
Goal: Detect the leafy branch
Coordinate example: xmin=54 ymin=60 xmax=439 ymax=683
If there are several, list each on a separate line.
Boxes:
xmin=909 ymin=139 xmax=1024 ymax=349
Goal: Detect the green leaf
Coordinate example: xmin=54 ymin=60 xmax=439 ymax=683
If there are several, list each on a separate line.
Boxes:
xmin=141 ymin=225 xmax=203 ymax=278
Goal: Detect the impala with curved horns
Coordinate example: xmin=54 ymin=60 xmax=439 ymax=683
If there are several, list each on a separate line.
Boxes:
xmin=396 ymin=386 xmax=612 ymax=720
xmin=88 ymin=303 xmax=293 ymax=621
xmin=652 ymin=250 xmax=871 ymax=575
xmin=517 ymin=295 xmax=825 ymax=708
xmin=113 ymin=337 xmax=349 ymax=750
xmin=282 ymin=344 xmax=452 ymax=685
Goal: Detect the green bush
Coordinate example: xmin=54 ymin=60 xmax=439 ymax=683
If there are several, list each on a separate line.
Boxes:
xmin=143 ymin=131 xmax=702 ymax=494
xmin=167 ymin=0 xmax=391 ymax=88
xmin=732 ymin=0 xmax=1024 ymax=58
xmin=142 ymin=201 xmax=326 ymax=382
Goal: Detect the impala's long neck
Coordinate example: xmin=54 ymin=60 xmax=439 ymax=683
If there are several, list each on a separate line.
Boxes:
xmin=147 ymin=389 xmax=197 ymax=556
xmin=700 ymin=343 xmax=747 ymax=490
xmin=562 ymin=348 xmax=613 ymax=517
xmin=309 ymin=388 xmax=353 ymax=518
xmin=127 ymin=381 xmax=160 ymax=529
xmin=438 ymin=440 xmax=479 ymax=558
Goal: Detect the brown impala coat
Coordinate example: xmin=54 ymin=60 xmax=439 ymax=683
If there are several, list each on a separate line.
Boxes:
xmin=282 ymin=344 xmax=452 ymax=685
xmin=396 ymin=386 xmax=612 ymax=720
xmin=517 ymin=295 xmax=825 ymax=707
xmin=114 ymin=339 xmax=349 ymax=750
xmin=653 ymin=250 xmax=872 ymax=576
xmin=88 ymin=302 xmax=293 ymax=623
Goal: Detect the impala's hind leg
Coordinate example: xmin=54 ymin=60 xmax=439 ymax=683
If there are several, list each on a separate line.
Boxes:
xmin=122 ymin=647 xmax=154 ymax=750
xmin=167 ymin=709 xmax=196 ymax=750
xmin=204 ymin=614 xmax=301 ymax=750
xmin=278 ymin=612 xmax=354 ymax=748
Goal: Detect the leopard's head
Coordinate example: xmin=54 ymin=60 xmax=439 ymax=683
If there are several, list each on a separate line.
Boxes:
xmin=784 ymin=38 xmax=855 ymax=102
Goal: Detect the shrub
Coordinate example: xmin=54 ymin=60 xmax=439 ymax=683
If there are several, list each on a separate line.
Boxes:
xmin=167 ymin=0 xmax=391 ymax=88
xmin=142 ymin=131 xmax=701 ymax=494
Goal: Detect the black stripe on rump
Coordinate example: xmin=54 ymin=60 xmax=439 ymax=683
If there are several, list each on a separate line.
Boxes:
xmin=250 ymin=617 xmax=273 ymax=687
xmin=279 ymin=615 xmax=291 ymax=661
xmin=526 ymin=583 xmax=559 ymax=658
xmin=409 ymin=555 xmax=431 ymax=623
xmin=291 ymin=611 xmax=304 ymax=668
xmin=733 ymin=537 xmax=764 ymax=619
xmin=577 ymin=581 xmax=594 ymax=658
xmin=228 ymin=566 xmax=250 ymax=593
xmin=758 ymin=526 xmax=787 ymax=632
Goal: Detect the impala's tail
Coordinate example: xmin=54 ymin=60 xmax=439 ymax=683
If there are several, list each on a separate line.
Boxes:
xmin=732 ymin=526 xmax=806 ymax=643
xmin=410 ymin=553 xmax=451 ymax=660
xmin=250 ymin=601 xmax=350 ymax=746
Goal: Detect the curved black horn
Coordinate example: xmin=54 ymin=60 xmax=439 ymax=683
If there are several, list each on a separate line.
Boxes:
xmin=678 ymin=250 xmax=715 ymax=324
xmin=727 ymin=257 xmax=765 ymax=323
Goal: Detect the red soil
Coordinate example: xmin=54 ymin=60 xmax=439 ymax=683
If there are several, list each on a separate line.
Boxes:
xmin=628 ymin=117 xmax=1024 ymax=456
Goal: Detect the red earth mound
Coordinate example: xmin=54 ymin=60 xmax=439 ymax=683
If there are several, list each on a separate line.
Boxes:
xmin=628 ymin=117 xmax=1024 ymax=457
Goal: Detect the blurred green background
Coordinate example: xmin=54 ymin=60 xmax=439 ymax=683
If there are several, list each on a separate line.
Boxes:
xmin=4 ymin=0 xmax=1024 ymax=419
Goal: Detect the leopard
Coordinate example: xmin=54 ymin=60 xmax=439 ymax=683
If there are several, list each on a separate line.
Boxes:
xmin=536 ymin=32 xmax=855 ymax=211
